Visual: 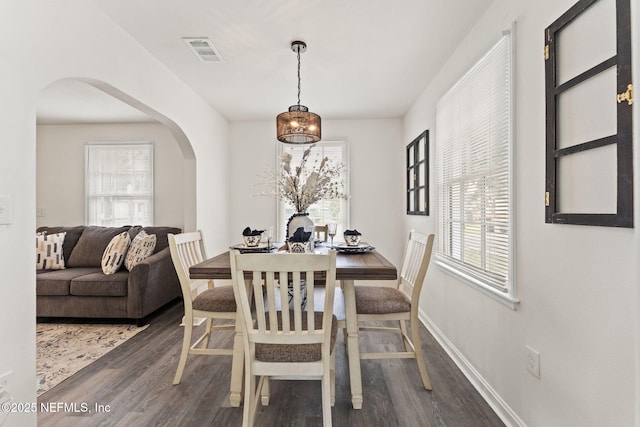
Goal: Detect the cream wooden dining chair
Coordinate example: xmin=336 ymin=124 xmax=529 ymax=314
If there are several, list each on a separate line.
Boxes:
xmin=230 ymin=250 xmax=338 ymax=427
xmin=315 ymin=225 xmax=328 ymax=242
xmin=354 ymin=230 xmax=435 ymax=390
xmin=169 ymin=232 xmax=241 ymax=385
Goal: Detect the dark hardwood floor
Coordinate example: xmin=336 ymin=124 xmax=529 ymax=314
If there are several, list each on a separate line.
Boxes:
xmin=38 ymin=300 xmax=504 ymax=427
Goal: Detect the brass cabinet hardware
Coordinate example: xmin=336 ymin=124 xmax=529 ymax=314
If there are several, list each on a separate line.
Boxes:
xmin=617 ymin=83 xmax=633 ymax=105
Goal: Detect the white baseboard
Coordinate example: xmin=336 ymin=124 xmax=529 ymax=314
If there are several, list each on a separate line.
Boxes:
xmin=419 ymin=309 xmax=526 ymax=427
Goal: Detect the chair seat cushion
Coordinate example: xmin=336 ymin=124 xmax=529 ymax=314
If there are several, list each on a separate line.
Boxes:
xmin=255 ymin=312 xmax=338 ymax=363
xmin=355 ymin=286 xmax=411 ymax=314
xmin=192 ymin=286 xmax=237 ymax=312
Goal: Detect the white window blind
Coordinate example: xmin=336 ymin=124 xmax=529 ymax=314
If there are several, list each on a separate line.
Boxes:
xmin=278 ymin=141 xmax=349 ymax=239
xmin=435 ymin=27 xmax=516 ymax=303
xmin=85 ymin=142 xmax=154 ymax=226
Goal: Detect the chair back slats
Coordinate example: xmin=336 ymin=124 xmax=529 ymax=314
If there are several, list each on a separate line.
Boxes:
xmin=169 ymin=231 xmax=209 ymax=305
xmin=315 ymin=225 xmax=328 ymax=242
xmin=305 ymin=271 xmax=315 ymax=332
xmin=398 ymin=231 xmax=434 ymax=302
xmin=230 ymin=251 xmax=337 ymax=347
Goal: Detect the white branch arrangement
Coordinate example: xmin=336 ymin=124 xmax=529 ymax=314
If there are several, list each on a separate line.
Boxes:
xmin=254 ymin=145 xmax=346 ymax=213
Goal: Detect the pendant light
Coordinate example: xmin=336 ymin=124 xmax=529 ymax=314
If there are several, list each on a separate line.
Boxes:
xmin=276 ymin=40 xmax=321 ymax=144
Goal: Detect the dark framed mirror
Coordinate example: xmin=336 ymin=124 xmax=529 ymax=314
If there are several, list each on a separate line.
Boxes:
xmin=406 ymin=130 xmax=429 ymax=216
xmin=544 ymin=0 xmax=633 ymax=227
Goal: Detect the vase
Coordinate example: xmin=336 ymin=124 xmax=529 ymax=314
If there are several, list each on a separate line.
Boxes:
xmin=286 ymin=212 xmax=315 ymax=240
xmin=288 ymin=241 xmax=313 ymax=253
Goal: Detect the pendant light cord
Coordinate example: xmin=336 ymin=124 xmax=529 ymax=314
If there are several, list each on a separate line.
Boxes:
xmin=297 ymin=48 xmax=301 ymax=107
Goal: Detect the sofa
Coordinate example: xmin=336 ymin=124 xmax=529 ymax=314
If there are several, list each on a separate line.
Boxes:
xmin=36 ymin=225 xmax=182 ymax=324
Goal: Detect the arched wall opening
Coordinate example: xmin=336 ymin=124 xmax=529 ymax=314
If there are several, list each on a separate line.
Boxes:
xmin=36 ymin=78 xmax=197 ymax=231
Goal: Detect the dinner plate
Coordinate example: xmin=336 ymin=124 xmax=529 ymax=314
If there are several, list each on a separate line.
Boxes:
xmin=229 ymin=243 xmax=275 ymax=253
xmin=332 ymin=243 xmax=375 ymax=253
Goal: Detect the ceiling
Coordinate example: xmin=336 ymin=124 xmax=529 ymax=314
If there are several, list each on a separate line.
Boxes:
xmin=36 ymin=0 xmax=493 ymax=124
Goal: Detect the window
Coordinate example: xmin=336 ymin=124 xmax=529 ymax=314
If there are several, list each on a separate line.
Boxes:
xmin=277 ymin=141 xmax=349 ymax=239
xmin=85 ymin=142 xmax=154 ymax=226
xmin=435 ymin=25 xmax=517 ymax=307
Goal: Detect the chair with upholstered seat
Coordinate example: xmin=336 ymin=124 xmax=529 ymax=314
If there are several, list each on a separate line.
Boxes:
xmin=354 ymin=230 xmax=435 ymax=390
xmin=169 ymin=231 xmax=241 ymax=386
xmin=230 ymin=250 xmax=338 ymax=427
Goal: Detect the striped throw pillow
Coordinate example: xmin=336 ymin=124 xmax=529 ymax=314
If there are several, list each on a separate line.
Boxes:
xmin=125 ymin=230 xmax=157 ymax=271
xmin=101 ymin=231 xmax=131 ymax=275
xmin=36 ymin=232 xmax=66 ymax=270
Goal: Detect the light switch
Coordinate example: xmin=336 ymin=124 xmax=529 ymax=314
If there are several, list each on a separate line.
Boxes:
xmin=0 ymin=195 xmax=12 ymax=225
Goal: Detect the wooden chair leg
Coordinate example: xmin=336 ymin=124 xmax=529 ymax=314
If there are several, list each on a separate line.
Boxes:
xmin=399 ymin=319 xmax=412 ymax=352
xmin=261 ymin=377 xmax=270 ymax=406
xmin=410 ymin=315 xmax=432 ymax=390
xmin=330 ymin=351 xmax=336 ymax=406
xmin=173 ymin=314 xmax=194 ymax=385
xmin=202 ymin=317 xmax=213 ymax=348
xmin=229 ymin=324 xmax=245 ymax=407
xmin=243 ymin=364 xmax=255 ymax=427
xmin=321 ymin=368 xmax=333 ymax=427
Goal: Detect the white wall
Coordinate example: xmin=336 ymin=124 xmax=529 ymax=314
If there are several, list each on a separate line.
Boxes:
xmin=36 ymin=122 xmax=185 ymax=229
xmin=404 ymin=0 xmax=639 ymax=426
xmin=0 ymin=2 xmax=230 ymax=425
xmin=229 ymin=119 xmax=406 ymax=267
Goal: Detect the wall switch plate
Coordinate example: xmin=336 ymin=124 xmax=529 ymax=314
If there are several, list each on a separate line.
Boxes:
xmin=0 ymin=370 xmax=12 ymax=394
xmin=526 ymin=346 xmax=540 ymax=379
xmin=0 ymin=195 xmax=11 ymax=225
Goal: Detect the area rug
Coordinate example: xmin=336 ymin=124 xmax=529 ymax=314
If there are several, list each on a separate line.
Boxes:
xmin=36 ymin=322 xmax=148 ymax=396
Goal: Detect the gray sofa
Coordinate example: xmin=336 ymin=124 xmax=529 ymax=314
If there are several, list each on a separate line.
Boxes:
xmin=36 ymin=225 xmax=182 ymax=324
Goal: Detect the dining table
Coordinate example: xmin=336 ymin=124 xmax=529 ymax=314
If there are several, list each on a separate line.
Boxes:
xmin=189 ymin=242 xmax=398 ymax=410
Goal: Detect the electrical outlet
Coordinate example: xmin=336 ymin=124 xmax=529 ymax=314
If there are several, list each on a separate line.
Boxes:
xmin=36 ymin=207 xmax=46 ymax=217
xmin=526 ymin=346 xmax=540 ymax=379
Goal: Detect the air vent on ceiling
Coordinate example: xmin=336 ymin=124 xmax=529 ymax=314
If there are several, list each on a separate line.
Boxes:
xmin=182 ymin=37 xmax=223 ymax=63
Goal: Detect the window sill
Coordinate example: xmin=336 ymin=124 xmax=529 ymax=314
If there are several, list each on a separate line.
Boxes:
xmin=434 ymin=259 xmax=520 ymax=310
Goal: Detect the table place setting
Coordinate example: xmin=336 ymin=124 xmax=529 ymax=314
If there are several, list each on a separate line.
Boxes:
xmin=230 ymin=227 xmax=276 ymax=253
xmin=332 ymin=243 xmax=375 ymax=254
xmin=231 ymin=225 xmax=375 ymax=254
xmin=331 ymin=229 xmax=375 ymax=254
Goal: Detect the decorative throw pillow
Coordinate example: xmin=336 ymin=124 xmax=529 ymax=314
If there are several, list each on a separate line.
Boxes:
xmin=125 ymin=230 xmax=157 ymax=271
xmin=101 ymin=231 xmax=131 ymax=275
xmin=36 ymin=232 xmax=66 ymax=270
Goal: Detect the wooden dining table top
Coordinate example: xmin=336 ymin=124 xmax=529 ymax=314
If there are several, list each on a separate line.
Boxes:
xmin=189 ymin=243 xmax=398 ymax=281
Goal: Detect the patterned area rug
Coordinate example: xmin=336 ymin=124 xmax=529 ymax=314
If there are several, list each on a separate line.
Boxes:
xmin=36 ymin=322 xmax=149 ymax=396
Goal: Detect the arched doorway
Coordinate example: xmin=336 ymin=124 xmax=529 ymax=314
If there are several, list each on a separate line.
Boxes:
xmin=36 ymin=78 xmax=196 ymax=231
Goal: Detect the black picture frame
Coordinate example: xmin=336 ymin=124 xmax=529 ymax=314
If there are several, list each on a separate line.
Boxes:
xmin=544 ymin=0 xmax=633 ymax=227
xmin=406 ymin=130 xmax=429 ymax=215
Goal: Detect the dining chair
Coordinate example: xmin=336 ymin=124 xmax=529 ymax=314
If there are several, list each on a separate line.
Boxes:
xmin=168 ymin=231 xmax=241 ymax=385
xmin=315 ymin=225 xmax=328 ymax=242
xmin=230 ymin=249 xmax=338 ymax=427
xmin=354 ymin=230 xmax=435 ymax=390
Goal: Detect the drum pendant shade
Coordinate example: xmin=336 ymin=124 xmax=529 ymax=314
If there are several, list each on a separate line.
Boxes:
xmin=276 ymin=41 xmax=321 ymax=144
